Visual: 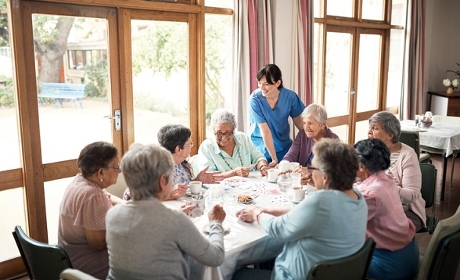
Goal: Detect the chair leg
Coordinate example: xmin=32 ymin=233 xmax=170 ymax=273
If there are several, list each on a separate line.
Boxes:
xmin=450 ymin=151 xmax=458 ymax=188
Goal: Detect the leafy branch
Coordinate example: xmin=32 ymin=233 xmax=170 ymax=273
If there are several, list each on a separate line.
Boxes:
xmin=447 ymin=62 xmax=460 ymax=76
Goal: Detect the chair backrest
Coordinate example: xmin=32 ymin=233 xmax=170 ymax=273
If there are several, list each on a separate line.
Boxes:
xmin=418 ymin=205 xmax=460 ymax=280
xmin=307 ymin=238 xmax=376 ymax=280
xmin=432 ymin=115 xmax=460 ymax=125
xmin=12 ymin=225 xmax=72 ymax=280
xmin=428 ymin=230 xmax=460 ymax=280
xmin=188 ymin=154 xmax=200 ymax=178
xmin=400 ymin=130 xmax=420 ymax=156
xmin=420 ymin=163 xmax=437 ymax=209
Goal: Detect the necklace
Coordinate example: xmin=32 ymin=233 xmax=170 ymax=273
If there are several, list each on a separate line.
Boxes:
xmin=219 ymin=150 xmax=244 ymax=170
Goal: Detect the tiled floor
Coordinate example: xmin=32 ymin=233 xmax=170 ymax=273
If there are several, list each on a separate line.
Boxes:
xmin=10 ymin=154 xmax=460 ymax=280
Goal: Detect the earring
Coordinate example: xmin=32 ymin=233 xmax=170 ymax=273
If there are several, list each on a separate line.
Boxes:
xmin=100 ymin=178 xmax=103 ymax=182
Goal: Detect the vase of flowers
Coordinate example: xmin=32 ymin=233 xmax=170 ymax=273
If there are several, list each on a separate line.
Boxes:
xmin=444 ymin=63 xmax=460 ymax=94
xmin=443 ymin=78 xmax=458 ymax=94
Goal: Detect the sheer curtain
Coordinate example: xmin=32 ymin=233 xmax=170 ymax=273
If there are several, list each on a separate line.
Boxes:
xmin=233 ymin=0 xmax=313 ymax=132
xmin=402 ymin=0 xmax=425 ymax=119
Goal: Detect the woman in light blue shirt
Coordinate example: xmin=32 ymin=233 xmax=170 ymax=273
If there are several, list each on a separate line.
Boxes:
xmin=235 ymin=139 xmax=368 ymax=280
xmin=198 ymin=109 xmax=269 ymax=178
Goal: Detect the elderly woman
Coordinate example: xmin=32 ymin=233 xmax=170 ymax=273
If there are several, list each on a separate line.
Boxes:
xmin=368 ymin=111 xmax=426 ymax=232
xmin=249 ymin=64 xmax=306 ymax=166
xmin=199 ymin=109 xmax=269 ymax=178
xmin=354 ymin=138 xmax=419 ymax=280
xmin=234 ymin=139 xmax=368 ymax=280
xmin=283 ymin=103 xmax=338 ymax=166
xmin=123 ymin=124 xmax=223 ymax=200
xmin=58 ymin=141 xmax=123 ymax=279
xmin=106 ymin=143 xmax=226 ymax=279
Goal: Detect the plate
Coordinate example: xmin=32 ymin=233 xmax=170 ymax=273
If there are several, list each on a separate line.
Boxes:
xmin=202 ymin=222 xmax=231 ymax=234
xmin=237 ymin=194 xmax=253 ymax=204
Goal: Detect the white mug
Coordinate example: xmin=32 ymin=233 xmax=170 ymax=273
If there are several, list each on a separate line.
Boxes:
xmin=292 ymin=187 xmax=305 ymax=201
xmin=278 ymin=160 xmax=290 ymax=172
xmin=189 ymin=181 xmax=202 ymax=195
xmin=267 ymin=169 xmax=279 ymax=182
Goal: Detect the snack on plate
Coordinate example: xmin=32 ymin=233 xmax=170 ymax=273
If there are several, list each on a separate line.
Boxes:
xmin=238 ymin=194 xmax=253 ymax=203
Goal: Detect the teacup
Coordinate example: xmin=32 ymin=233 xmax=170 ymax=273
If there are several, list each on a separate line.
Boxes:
xmin=292 ymin=187 xmax=306 ymax=201
xmin=267 ymin=169 xmax=279 ymax=182
xmin=278 ymin=160 xmax=290 ymax=172
xmin=189 ymin=181 xmax=202 ymax=195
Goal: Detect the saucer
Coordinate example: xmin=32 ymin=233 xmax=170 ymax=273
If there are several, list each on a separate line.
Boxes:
xmin=263 ymin=176 xmax=277 ymax=183
xmin=186 ymin=189 xmax=204 ymax=197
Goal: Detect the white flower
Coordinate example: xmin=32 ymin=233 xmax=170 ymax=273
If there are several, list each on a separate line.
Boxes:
xmin=443 ymin=78 xmax=452 ymax=87
xmin=453 ymin=79 xmax=459 ymax=87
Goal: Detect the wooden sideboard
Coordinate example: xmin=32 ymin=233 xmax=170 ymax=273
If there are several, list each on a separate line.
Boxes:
xmin=427 ymin=91 xmax=460 ymax=116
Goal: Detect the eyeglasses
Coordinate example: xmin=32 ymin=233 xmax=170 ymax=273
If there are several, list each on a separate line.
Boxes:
xmin=106 ymin=165 xmax=121 ymax=172
xmin=214 ymin=131 xmax=234 ymax=138
xmin=307 ymin=166 xmax=319 ymax=171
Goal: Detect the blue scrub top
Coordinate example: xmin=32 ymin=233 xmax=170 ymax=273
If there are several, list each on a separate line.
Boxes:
xmin=249 ymin=87 xmax=305 ymax=161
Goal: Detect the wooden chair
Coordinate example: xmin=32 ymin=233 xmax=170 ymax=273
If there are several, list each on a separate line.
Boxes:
xmin=12 ymin=225 xmax=73 ymax=280
xmin=417 ymin=163 xmax=439 ymax=234
xmin=417 ymin=205 xmax=460 ymax=280
xmin=399 ymin=130 xmax=431 ymax=163
xmin=306 ymin=238 xmax=376 ymax=280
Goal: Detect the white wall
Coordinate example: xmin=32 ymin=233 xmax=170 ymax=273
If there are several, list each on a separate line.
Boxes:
xmin=425 ymin=0 xmax=460 ymax=95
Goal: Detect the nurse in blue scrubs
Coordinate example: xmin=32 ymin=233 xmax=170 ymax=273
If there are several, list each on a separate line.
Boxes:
xmin=249 ymin=64 xmax=306 ymax=166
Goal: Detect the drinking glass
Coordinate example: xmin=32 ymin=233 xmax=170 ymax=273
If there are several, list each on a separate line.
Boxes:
xmin=277 ymin=173 xmax=292 ymax=192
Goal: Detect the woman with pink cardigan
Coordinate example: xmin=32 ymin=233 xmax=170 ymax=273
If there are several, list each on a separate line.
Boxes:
xmin=367 ymin=111 xmax=426 ymax=232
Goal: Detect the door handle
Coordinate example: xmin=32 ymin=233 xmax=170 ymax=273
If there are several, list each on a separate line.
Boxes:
xmin=104 ymin=109 xmax=121 ymax=130
xmin=350 ymin=88 xmax=355 ymax=100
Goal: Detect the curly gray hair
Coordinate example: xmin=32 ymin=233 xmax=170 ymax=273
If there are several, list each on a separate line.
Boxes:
xmin=210 ymin=109 xmax=237 ymax=131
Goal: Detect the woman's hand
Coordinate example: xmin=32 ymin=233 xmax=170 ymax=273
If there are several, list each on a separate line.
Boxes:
xmin=180 ymin=202 xmax=196 ymax=214
xmin=259 ymin=165 xmax=269 ymax=176
xmin=208 ymin=204 xmax=226 ymax=223
xmin=169 ymin=183 xmax=188 ymax=200
xmin=301 ymin=173 xmax=313 ymax=186
xmin=236 ymin=205 xmax=257 ymax=223
xmin=196 ymin=166 xmax=225 ymax=183
xmin=268 ymin=158 xmax=278 ymax=168
xmin=233 ymin=166 xmax=251 ymax=177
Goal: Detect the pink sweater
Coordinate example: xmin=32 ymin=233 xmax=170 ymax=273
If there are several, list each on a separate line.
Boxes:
xmin=389 ymin=143 xmax=426 ymax=227
xmin=358 ymin=171 xmax=415 ymax=250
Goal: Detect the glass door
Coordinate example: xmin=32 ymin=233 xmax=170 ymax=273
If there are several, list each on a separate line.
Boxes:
xmin=119 ymin=9 xmax=196 ymax=148
xmin=323 ymin=25 xmax=384 ymax=144
xmin=19 ymin=2 xmax=121 ymax=244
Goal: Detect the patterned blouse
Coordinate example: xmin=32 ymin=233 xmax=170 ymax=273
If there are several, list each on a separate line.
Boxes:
xmin=123 ymin=160 xmax=194 ymax=201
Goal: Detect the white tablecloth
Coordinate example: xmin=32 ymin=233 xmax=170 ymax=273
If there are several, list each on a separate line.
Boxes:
xmin=400 ymin=120 xmax=460 ymax=156
xmin=163 ymin=172 xmax=303 ymax=280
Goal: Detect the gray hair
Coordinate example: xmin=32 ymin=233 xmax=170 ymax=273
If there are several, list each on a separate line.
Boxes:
xmin=312 ymin=138 xmax=359 ymax=191
xmin=368 ymin=111 xmax=401 ymax=144
xmin=301 ymin=103 xmax=328 ymax=124
xmin=121 ymin=143 xmax=174 ymax=201
xmin=210 ymin=109 xmax=237 ymax=131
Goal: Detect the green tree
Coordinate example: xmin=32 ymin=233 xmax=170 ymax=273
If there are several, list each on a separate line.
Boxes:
xmin=0 ymin=0 xmax=8 ymax=47
xmin=33 ymin=15 xmax=75 ymax=84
